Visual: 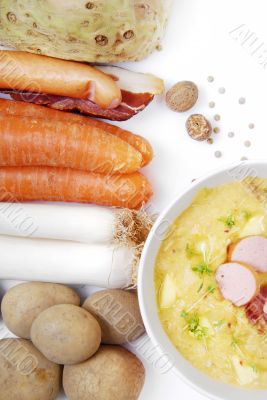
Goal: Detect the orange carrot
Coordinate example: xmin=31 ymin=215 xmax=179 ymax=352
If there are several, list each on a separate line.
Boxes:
xmin=0 ymin=99 xmax=153 ymax=166
xmin=0 ymin=114 xmax=143 ymax=174
xmin=0 ymin=167 xmax=153 ymax=209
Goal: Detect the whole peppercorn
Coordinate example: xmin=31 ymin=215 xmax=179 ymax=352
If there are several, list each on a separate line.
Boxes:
xmin=186 ymin=114 xmax=212 ymax=141
xmin=166 ymin=81 xmax=198 ymax=112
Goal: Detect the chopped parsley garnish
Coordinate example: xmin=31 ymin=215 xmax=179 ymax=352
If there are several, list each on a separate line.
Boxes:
xmin=187 ymin=315 xmax=208 ymax=340
xmin=213 ymin=319 xmax=224 ymax=328
xmin=185 ymin=243 xmax=199 ymax=258
xmin=249 ymin=363 xmax=259 ymax=374
xmin=231 ymin=335 xmax=241 ymax=348
xmin=188 ymin=315 xmax=200 ymax=332
xmin=180 ymin=310 xmax=189 ymax=318
xmin=207 ymin=284 xmax=217 ymax=294
xmin=194 ymin=326 xmax=209 ymax=340
xmin=192 ymin=262 xmax=212 ymax=275
xmin=218 ymin=215 xmax=235 ymax=229
xmin=197 ymin=281 xmax=204 ymax=293
xmin=242 ymin=210 xmax=252 ymax=221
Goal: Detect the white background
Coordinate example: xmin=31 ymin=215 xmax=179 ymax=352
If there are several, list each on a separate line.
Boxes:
xmin=123 ymin=0 xmax=267 ymax=398
xmin=2 ymin=1 xmax=267 ymax=399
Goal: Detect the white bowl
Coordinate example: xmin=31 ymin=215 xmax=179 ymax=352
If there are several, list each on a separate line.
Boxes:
xmin=138 ymin=160 xmax=267 ymax=400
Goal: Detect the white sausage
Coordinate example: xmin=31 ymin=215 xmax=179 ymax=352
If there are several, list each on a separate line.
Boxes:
xmin=229 ymin=236 xmax=267 ymax=272
xmin=215 ymin=262 xmax=258 ymax=306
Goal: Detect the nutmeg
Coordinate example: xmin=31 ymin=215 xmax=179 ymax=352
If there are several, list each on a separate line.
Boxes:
xmin=186 ymin=114 xmax=212 ymax=141
xmin=166 ymin=81 xmax=198 ymax=112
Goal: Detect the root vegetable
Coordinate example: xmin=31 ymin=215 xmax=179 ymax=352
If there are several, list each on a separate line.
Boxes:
xmin=0 ymin=114 xmax=142 ymax=174
xmin=83 ymin=290 xmax=145 ymax=344
xmin=31 ymin=304 xmax=101 ymax=365
xmin=0 ymin=1 xmax=173 ymax=62
xmin=0 ymin=338 xmax=61 ymax=400
xmin=63 ymin=345 xmax=145 ymax=400
xmin=0 ymin=98 xmax=153 ymax=166
xmin=1 ymin=282 xmax=80 ymax=339
xmin=0 ymin=167 xmax=153 ymax=209
xmin=0 ymin=51 xmax=121 ymax=108
xmin=0 ymin=235 xmax=139 ymax=288
xmin=0 ymin=203 xmax=153 ymax=246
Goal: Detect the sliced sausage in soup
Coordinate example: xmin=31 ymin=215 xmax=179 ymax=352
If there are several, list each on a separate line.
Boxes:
xmin=216 ymin=262 xmax=259 ymax=306
xmin=229 ymin=236 xmax=267 ymax=272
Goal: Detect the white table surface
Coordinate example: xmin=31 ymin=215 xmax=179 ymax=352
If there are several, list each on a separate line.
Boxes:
xmin=117 ymin=1 xmax=267 ymax=398
xmin=1 ymin=1 xmax=267 ymax=399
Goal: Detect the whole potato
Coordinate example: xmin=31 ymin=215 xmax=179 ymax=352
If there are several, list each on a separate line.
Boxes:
xmin=31 ymin=304 xmax=101 ymax=365
xmin=83 ymin=290 xmax=145 ymax=345
xmin=1 ymin=282 xmax=80 ymax=338
xmin=0 ymin=338 xmax=61 ymax=400
xmin=63 ymin=345 xmax=145 ymax=400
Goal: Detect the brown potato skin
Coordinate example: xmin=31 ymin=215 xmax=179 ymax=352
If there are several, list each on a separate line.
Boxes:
xmin=1 ymin=282 xmax=80 ymax=339
xmin=31 ymin=304 xmax=101 ymax=365
xmin=0 ymin=338 xmax=61 ymax=400
xmin=63 ymin=345 xmax=145 ymax=400
xmin=83 ymin=290 xmax=145 ymax=345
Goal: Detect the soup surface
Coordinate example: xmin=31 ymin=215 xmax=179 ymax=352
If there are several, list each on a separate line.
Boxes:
xmin=155 ymin=178 xmax=267 ymax=388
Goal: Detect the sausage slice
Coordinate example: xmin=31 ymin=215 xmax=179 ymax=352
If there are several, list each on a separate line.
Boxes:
xmin=215 ymin=262 xmax=259 ymax=306
xmin=229 ymin=236 xmax=267 ymax=272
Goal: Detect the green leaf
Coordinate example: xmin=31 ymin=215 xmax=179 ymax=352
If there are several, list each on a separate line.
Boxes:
xmin=188 ymin=315 xmax=200 ymax=333
xmin=213 ymin=319 xmax=224 ymax=328
xmin=218 ymin=215 xmax=235 ymax=229
xmin=249 ymin=363 xmax=259 ymax=374
xmin=242 ymin=210 xmax=252 ymax=221
xmin=231 ymin=335 xmax=241 ymax=347
xmin=207 ymin=284 xmax=217 ymax=294
xmin=185 ymin=243 xmax=199 ymax=258
xmin=192 ymin=262 xmax=212 ymax=275
xmin=194 ymin=326 xmax=209 ymax=340
xmin=186 ymin=314 xmax=209 ymax=340
xmin=180 ymin=310 xmax=188 ymax=318
xmin=197 ymin=282 xmax=204 ymax=293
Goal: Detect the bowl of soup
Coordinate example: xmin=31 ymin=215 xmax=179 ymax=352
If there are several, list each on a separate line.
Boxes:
xmin=138 ymin=161 xmax=267 ymax=400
